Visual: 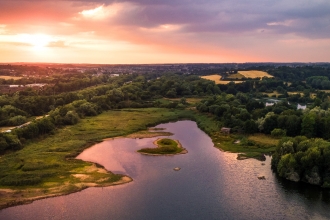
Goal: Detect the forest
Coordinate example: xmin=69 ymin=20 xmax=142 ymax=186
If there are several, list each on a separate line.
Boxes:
xmin=1 ymin=64 xmax=330 ymax=187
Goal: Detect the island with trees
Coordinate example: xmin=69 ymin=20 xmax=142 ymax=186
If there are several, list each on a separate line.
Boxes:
xmin=138 ymin=138 xmax=187 ymax=155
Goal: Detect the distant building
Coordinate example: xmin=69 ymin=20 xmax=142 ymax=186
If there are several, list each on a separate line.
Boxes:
xmin=297 ymin=104 xmax=307 ymax=110
xmin=265 ymin=102 xmax=275 ymax=106
xmin=221 ymin=127 xmax=231 ymax=134
xmin=26 ymin=83 xmax=46 ymax=87
xmin=9 ymin=85 xmax=20 ymax=88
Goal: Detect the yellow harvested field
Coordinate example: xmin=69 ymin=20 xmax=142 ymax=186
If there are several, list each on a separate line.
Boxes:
xmin=287 ymin=92 xmax=316 ymax=98
xmin=288 ymin=92 xmax=303 ymax=96
xmin=0 ymin=76 xmax=22 ymax=80
xmin=227 ymin=73 xmax=245 ymax=79
xmin=238 ymin=70 xmax=273 ymax=78
xmin=201 ymin=74 xmax=222 ymax=83
xmin=262 ymin=91 xmax=281 ymax=97
xmin=201 ymin=75 xmax=243 ymax=84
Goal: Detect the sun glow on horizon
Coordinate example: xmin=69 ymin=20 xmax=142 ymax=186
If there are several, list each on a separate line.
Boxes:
xmin=17 ymin=34 xmax=53 ymax=51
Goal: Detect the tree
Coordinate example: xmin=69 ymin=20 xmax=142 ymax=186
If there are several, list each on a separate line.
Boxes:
xmin=78 ymin=102 xmax=98 ymax=117
xmin=301 ymin=113 xmax=316 ymax=138
xmin=256 ymin=112 xmax=277 ymax=133
xmin=180 ymin=97 xmax=187 ymax=105
xmin=3 ymin=133 xmax=21 ymax=151
xmin=271 ymin=128 xmax=286 ymax=138
xmin=244 ymin=120 xmax=258 ymax=134
xmin=17 ymin=122 xmax=39 ymax=139
xmin=0 ymin=136 xmax=9 ymax=153
xmin=196 ymin=103 xmax=208 ymax=112
xmin=277 ymin=153 xmax=298 ymax=178
xmin=36 ymin=117 xmax=55 ymax=135
xmin=165 ymin=88 xmax=177 ymax=98
xmin=64 ymin=111 xmax=80 ymax=125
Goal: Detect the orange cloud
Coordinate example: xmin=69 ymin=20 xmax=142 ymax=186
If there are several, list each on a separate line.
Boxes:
xmin=0 ymin=1 xmax=329 ymax=63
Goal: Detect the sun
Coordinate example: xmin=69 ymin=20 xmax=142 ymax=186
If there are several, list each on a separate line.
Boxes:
xmin=18 ymin=33 xmax=52 ymax=50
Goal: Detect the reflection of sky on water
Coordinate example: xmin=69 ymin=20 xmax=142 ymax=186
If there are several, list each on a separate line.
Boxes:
xmin=1 ymin=120 xmax=330 ymax=220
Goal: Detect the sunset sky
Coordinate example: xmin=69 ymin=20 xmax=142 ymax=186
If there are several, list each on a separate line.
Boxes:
xmin=0 ymin=0 xmax=329 ymax=64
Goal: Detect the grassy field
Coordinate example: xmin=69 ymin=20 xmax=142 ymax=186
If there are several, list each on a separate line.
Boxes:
xmin=201 ymin=74 xmax=243 ymax=84
xmin=211 ymin=133 xmax=277 ymax=160
xmin=238 ymin=70 xmax=273 ymax=78
xmin=248 ymin=133 xmax=279 ymax=146
xmin=163 ymin=97 xmax=205 ymax=105
xmin=0 ymin=76 xmax=22 ymax=80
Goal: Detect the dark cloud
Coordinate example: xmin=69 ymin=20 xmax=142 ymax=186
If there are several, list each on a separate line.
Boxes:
xmin=86 ymin=0 xmax=329 ymax=39
xmin=0 ymin=0 xmax=329 ymax=39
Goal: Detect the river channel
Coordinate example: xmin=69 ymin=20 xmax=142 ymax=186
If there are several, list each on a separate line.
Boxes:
xmin=0 ymin=120 xmax=329 ymax=220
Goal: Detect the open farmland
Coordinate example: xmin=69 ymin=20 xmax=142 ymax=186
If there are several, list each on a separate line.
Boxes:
xmin=201 ymin=74 xmax=222 ymax=83
xmin=201 ymin=74 xmax=243 ymax=84
xmin=227 ymin=73 xmax=245 ymax=79
xmin=0 ymin=76 xmax=22 ymax=80
xmin=238 ymin=70 xmax=273 ymax=78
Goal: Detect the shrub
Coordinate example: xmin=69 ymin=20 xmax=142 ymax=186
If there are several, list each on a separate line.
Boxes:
xmin=0 ymin=174 xmax=42 ymax=186
xmin=64 ymin=111 xmax=80 ymax=125
xmin=7 ymin=115 xmax=27 ymax=126
xmin=271 ymin=128 xmax=286 ymax=138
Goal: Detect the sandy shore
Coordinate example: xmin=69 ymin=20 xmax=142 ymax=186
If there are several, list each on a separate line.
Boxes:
xmin=103 ymin=131 xmax=173 ymax=140
xmin=0 ymin=164 xmax=132 ymax=210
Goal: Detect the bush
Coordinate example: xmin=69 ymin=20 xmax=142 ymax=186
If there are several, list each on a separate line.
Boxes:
xmin=159 ymin=139 xmax=173 ymax=145
xmin=271 ymin=128 xmax=286 ymax=138
xmin=0 ymin=137 xmax=9 ymax=153
xmin=3 ymin=133 xmax=22 ymax=150
xmin=7 ymin=115 xmax=27 ymax=126
xmin=138 ymin=146 xmax=177 ymax=154
xmin=78 ymin=102 xmax=98 ymax=116
xmin=64 ymin=111 xmax=80 ymax=125
xmin=0 ymin=174 xmax=42 ymax=186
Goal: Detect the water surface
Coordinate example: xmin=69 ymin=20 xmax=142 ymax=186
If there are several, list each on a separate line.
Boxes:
xmin=0 ymin=121 xmax=329 ymax=220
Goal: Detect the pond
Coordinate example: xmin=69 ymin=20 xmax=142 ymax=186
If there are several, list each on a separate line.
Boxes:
xmin=0 ymin=120 xmax=329 ymax=220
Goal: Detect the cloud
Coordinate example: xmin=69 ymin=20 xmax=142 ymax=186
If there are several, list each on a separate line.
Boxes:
xmin=0 ymin=0 xmax=329 ymax=63
xmin=47 ymin=40 xmax=67 ymax=48
xmin=1 ymin=0 xmax=330 ymax=38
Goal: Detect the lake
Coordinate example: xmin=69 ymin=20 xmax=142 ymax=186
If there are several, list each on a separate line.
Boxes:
xmin=0 ymin=120 xmax=329 ymax=220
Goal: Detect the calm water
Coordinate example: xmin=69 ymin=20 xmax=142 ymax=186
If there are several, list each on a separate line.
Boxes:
xmin=0 ymin=120 xmax=329 ymax=220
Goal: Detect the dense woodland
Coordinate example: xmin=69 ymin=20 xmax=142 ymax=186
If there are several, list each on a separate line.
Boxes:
xmin=1 ymin=64 xmax=330 ymax=186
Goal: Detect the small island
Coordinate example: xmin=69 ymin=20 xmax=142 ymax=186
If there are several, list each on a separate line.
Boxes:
xmin=137 ymin=138 xmax=187 ymax=155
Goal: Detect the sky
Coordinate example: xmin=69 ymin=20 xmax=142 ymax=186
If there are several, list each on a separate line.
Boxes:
xmin=0 ymin=0 xmax=329 ymax=64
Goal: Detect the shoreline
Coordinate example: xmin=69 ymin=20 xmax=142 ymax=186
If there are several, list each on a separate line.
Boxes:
xmin=0 ymin=109 xmax=269 ymax=211
xmin=0 ymin=165 xmax=132 ymax=210
xmin=0 ymin=128 xmax=176 ymax=211
xmin=103 ymin=131 xmax=173 ymax=140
